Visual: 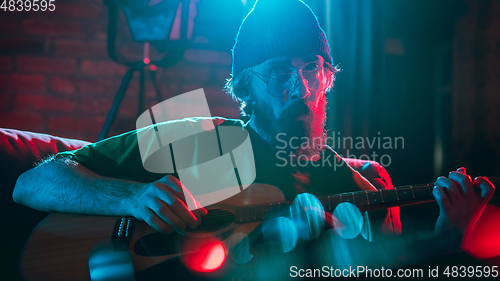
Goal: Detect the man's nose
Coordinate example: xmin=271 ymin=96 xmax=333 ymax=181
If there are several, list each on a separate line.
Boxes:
xmin=289 ymin=74 xmax=311 ymax=100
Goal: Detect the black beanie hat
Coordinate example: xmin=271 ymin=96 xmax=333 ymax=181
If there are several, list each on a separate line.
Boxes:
xmin=232 ymin=0 xmax=332 ymax=75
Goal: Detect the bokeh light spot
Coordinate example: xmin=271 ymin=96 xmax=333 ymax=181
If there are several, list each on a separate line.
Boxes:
xmin=332 ymin=202 xmax=363 ymax=239
xmin=290 ymin=193 xmax=325 ymax=240
xmin=200 ymin=242 xmax=226 ymax=271
xmin=182 ymin=239 xmax=226 ymax=273
xmin=262 ymin=216 xmax=298 ymax=253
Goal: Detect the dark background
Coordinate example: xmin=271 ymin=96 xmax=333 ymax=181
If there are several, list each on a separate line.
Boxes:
xmin=1 ymin=0 xmax=500 ymax=279
xmin=1 ymin=0 xmax=499 ymax=185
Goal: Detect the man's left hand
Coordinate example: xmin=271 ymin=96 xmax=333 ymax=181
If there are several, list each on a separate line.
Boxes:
xmin=433 ymin=167 xmax=495 ymax=236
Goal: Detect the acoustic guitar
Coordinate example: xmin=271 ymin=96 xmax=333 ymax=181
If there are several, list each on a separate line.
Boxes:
xmin=19 ymin=181 xmax=448 ymax=281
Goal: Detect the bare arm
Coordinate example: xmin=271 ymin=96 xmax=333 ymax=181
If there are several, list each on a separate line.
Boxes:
xmin=13 ymin=157 xmax=206 ymax=233
xmin=13 ymin=157 xmax=139 ymax=215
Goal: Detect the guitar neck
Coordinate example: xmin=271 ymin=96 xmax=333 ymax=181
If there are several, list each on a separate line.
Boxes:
xmin=320 ymin=182 xmax=437 ymax=212
xmin=234 ymin=182 xmax=436 ymax=223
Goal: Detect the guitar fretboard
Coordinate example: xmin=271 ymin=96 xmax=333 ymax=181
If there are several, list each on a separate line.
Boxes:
xmin=234 ymin=182 xmax=436 ymax=223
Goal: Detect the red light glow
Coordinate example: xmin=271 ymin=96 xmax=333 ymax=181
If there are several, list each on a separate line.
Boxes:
xmin=462 ymin=205 xmax=500 ymax=259
xmin=200 ymin=242 xmax=226 ymax=271
xmin=143 ymin=58 xmax=150 ymax=65
xmin=182 ymin=240 xmax=226 ymax=273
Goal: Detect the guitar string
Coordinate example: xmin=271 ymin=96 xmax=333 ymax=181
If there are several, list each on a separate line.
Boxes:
xmin=202 ymin=183 xmax=435 ymax=215
xmin=192 ymin=183 xmax=436 ymax=223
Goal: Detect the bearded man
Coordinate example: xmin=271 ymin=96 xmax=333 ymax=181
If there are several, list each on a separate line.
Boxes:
xmin=13 ymin=0 xmax=494 ymax=262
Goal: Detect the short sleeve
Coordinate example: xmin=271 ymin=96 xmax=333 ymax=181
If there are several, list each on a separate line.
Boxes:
xmin=55 ymin=117 xmax=239 ymax=183
xmin=349 ymin=161 xmax=402 ymax=235
xmin=56 ymin=129 xmax=164 ymax=183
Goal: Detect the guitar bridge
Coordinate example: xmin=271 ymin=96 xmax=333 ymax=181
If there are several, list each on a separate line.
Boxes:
xmin=112 ymin=216 xmax=134 ymax=249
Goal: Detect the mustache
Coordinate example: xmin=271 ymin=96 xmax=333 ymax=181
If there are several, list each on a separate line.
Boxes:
xmin=280 ymin=101 xmax=310 ymax=120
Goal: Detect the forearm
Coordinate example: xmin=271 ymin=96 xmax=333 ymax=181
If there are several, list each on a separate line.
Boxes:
xmin=13 ymin=157 xmax=143 ymax=216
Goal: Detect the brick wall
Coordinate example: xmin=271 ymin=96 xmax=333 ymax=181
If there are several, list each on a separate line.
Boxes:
xmin=3 ymin=0 xmax=499 ymax=177
xmin=0 ymin=0 xmax=241 ymax=142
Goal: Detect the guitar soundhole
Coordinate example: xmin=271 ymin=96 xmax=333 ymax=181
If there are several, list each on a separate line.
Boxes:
xmin=194 ymin=209 xmax=234 ymax=232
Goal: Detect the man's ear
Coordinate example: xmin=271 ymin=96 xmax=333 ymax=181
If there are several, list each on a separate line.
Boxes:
xmin=239 ymin=90 xmax=252 ymax=103
xmin=239 ymin=91 xmax=255 ymax=117
xmin=235 ymin=69 xmax=254 ymax=101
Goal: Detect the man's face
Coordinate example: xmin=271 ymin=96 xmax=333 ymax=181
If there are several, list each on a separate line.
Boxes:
xmin=249 ymin=55 xmax=330 ymax=157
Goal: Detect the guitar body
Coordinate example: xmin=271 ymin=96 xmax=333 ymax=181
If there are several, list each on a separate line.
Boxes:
xmin=20 ymin=183 xmax=286 ymax=281
xmin=20 ymin=180 xmax=448 ymax=280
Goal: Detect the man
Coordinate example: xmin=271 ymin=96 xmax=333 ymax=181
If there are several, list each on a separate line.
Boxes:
xmin=13 ymin=0 xmax=494 ymax=262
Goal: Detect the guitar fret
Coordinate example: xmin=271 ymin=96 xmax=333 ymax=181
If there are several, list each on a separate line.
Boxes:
xmin=330 ymin=196 xmax=341 ymax=208
xmin=397 ymin=188 xmax=413 ymax=201
xmin=381 ymin=189 xmax=398 ymax=204
xmin=413 ymin=185 xmax=433 ymax=199
xmin=340 ymin=193 xmax=354 ymax=204
xmin=232 ymin=182 xmax=438 ymax=224
xmin=263 ymin=205 xmax=270 ymax=219
xmin=353 ymin=192 xmax=366 ymax=207
xmin=367 ymin=191 xmax=382 ymax=204
xmin=319 ymin=198 xmax=329 ymax=212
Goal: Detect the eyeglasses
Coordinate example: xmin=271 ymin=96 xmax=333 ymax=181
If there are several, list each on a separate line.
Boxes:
xmin=250 ymin=65 xmax=333 ymax=97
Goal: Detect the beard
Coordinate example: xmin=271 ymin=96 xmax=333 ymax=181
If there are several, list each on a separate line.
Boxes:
xmin=251 ymin=98 xmax=327 ymax=159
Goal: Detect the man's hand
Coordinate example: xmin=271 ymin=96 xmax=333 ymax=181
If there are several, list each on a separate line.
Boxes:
xmin=433 ymin=167 xmax=495 ymax=236
xmin=130 ymin=175 xmax=208 ymax=234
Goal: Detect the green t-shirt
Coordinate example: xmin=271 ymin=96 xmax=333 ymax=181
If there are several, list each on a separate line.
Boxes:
xmin=56 ymin=117 xmax=375 ymax=201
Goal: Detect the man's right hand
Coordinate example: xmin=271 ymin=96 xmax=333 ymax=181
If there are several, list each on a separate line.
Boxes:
xmin=130 ymin=175 xmax=208 ymax=234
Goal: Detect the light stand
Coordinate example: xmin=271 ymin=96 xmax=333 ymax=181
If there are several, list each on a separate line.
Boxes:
xmin=98 ymin=0 xmax=191 ymax=141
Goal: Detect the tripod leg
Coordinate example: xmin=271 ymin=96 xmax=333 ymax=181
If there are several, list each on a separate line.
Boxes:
xmin=97 ymin=68 xmax=135 ymax=141
xmin=138 ymin=69 xmax=145 ymax=117
xmin=149 ymin=69 xmax=163 ymax=103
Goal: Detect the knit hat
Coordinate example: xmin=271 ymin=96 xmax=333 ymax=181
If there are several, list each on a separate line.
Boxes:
xmin=232 ymin=0 xmax=332 ymax=75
